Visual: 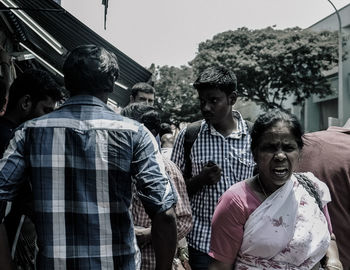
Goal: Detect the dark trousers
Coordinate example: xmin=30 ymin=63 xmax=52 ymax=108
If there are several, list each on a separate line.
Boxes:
xmin=188 ymin=246 xmax=212 ymax=270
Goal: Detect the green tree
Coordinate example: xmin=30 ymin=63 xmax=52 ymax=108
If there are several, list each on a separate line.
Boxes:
xmin=190 ymin=27 xmax=338 ymax=110
xmin=152 ymin=65 xmax=201 ymax=126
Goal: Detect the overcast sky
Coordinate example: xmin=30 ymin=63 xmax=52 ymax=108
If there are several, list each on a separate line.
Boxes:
xmin=61 ymin=0 xmax=349 ymax=68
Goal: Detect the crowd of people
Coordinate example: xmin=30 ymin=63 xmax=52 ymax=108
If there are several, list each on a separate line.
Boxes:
xmin=0 ymin=44 xmax=348 ymax=270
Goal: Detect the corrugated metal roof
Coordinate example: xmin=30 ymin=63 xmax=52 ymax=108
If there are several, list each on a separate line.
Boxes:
xmin=0 ymin=0 xmax=151 ymax=106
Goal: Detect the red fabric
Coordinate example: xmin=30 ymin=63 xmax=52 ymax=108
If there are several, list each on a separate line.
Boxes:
xmin=298 ymin=127 xmax=350 ymax=269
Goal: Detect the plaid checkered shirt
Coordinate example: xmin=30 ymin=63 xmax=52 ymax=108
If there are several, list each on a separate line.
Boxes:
xmin=171 ymin=111 xmax=254 ymax=253
xmin=132 ymin=156 xmax=193 ymax=270
xmin=0 ymin=95 xmax=176 ymax=269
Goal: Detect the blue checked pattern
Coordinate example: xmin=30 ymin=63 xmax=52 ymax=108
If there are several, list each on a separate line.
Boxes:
xmin=0 ymin=95 xmax=176 ymax=270
xmin=171 ymin=111 xmax=254 ymax=253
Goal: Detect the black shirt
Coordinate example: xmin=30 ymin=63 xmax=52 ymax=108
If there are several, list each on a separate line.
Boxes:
xmin=0 ymin=117 xmax=17 ymax=158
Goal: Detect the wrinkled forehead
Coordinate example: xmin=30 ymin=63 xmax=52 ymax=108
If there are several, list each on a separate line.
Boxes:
xmin=259 ymin=121 xmax=297 ymax=143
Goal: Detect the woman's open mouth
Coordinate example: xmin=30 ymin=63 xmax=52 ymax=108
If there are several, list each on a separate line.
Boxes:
xmin=273 ymin=167 xmax=289 ymax=177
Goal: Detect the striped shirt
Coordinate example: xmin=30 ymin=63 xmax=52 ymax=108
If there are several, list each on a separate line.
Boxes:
xmin=132 ymin=156 xmax=192 ymax=270
xmin=171 ymin=111 xmax=254 ymax=253
xmin=0 ymin=95 xmax=176 ymax=269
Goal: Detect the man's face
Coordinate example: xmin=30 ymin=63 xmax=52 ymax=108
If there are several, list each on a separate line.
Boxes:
xmin=198 ymin=88 xmax=235 ymax=126
xmin=29 ymin=96 xmax=56 ymax=119
xmin=132 ymin=91 xmax=155 ymax=106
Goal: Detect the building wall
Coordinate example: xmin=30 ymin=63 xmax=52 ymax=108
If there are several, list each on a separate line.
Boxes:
xmin=303 ymin=3 xmax=350 ymax=131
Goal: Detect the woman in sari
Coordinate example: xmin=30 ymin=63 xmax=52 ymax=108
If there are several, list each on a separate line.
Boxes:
xmin=208 ymin=109 xmax=343 ymax=270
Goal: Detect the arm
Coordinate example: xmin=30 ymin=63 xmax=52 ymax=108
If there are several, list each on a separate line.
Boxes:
xmin=185 ymin=163 xmax=221 ymax=196
xmin=0 ymin=202 xmax=13 ymax=270
xmin=208 ymin=259 xmax=233 ymax=270
xmin=134 ymin=226 xmax=152 ymax=248
xmin=171 ymin=129 xmax=221 ymax=196
xmin=131 ymin=126 xmax=177 ymax=269
xmin=0 ymin=129 xmax=27 ymax=201
xmin=0 ymin=224 xmax=12 ymax=270
xmin=152 ymin=207 xmax=177 ymax=270
xmin=209 ymin=187 xmax=246 ymax=266
xmin=0 ymin=128 xmax=27 ymax=270
xmin=323 ymin=234 xmax=343 ymax=270
xmin=164 ymin=159 xmax=192 ymax=240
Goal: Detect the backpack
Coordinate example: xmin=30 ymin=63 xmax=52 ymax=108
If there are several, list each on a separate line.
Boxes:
xmin=183 ymin=119 xmax=253 ymax=180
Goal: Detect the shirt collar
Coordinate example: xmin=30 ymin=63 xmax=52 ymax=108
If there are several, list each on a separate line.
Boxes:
xmin=201 ymin=110 xmax=248 ymax=139
xmin=59 ymin=95 xmax=113 ymax=111
xmin=327 ymin=126 xmax=350 ymax=134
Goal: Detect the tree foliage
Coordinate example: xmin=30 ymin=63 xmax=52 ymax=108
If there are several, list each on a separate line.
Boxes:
xmin=152 ymin=65 xmax=202 ymax=125
xmin=190 ymin=27 xmax=338 ymax=109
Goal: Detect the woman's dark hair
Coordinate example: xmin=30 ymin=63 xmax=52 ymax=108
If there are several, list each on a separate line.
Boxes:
xmin=251 ymin=109 xmax=304 ymax=153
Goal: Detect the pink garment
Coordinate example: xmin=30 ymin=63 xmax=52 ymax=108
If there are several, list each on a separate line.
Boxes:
xmin=209 ymin=179 xmax=332 ymax=265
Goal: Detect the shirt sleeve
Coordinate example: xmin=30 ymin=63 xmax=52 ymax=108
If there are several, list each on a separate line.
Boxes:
xmin=0 ymin=128 xmax=27 ymax=221
xmin=131 ymin=124 xmax=177 ymax=219
xmin=170 ymin=127 xmax=186 ymax=173
xmin=209 ymin=189 xmax=246 ymax=264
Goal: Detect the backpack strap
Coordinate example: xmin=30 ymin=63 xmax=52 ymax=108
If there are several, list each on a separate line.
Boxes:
xmin=294 ymin=173 xmax=323 ymax=211
xmin=183 ymin=120 xmax=202 ymax=180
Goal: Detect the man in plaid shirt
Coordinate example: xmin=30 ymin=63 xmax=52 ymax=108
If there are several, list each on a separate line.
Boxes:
xmin=171 ymin=67 xmax=255 ymax=270
xmin=121 ymin=103 xmax=193 ymax=270
xmin=0 ymin=45 xmax=177 ymax=270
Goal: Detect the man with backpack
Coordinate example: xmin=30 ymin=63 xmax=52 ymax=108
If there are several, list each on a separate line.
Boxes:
xmin=171 ymin=66 xmax=254 ymax=270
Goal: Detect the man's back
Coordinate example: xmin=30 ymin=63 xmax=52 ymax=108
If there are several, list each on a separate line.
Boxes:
xmin=298 ymin=126 xmax=350 ymax=269
xmin=0 ymin=95 xmax=175 ymax=269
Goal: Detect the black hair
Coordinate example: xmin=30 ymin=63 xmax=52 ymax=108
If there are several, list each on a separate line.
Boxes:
xmin=251 ymin=109 xmax=304 ymax=153
xmin=140 ymin=110 xmax=161 ymax=136
xmin=130 ymin=82 xmax=155 ymax=98
xmin=120 ymin=103 xmax=160 ymax=136
xmin=63 ymin=44 xmax=119 ymax=96
xmin=6 ymin=69 xmax=62 ymax=111
xmin=193 ymin=66 xmax=237 ymax=96
xmin=159 ymin=122 xmax=172 ymax=137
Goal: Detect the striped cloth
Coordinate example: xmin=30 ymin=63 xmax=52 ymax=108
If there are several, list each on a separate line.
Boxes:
xmin=171 ymin=111 xmax=254 ymax=253
xmin=0 ymin=95 xmax=176 ymax=270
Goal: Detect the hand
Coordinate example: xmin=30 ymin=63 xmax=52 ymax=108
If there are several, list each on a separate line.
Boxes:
xmin=199 ymin=161 xmax=221 ymax=186
xmin=173 ymin=258 xmax=186 ymax=270
xmin=324 ymin=261 xmax=343 ymax=270
xmin=134 ymin=226 xmax=151 ymax=248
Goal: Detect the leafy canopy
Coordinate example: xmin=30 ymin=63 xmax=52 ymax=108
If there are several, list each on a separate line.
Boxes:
xmin=152 ymin=65 xmax=202 ymax=125
xmin=190 ymin=27 xmax=338 ymax=109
